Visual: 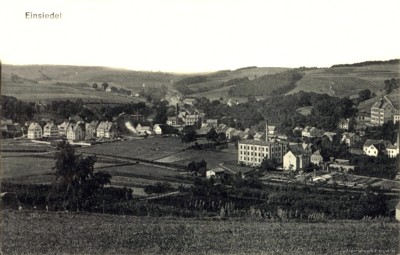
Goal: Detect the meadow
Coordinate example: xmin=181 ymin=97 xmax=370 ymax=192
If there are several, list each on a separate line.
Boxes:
xmin=1 ymin=210 xmax=398 ymax=255
xmin=78 ymin=137 xmax=188 ymax=161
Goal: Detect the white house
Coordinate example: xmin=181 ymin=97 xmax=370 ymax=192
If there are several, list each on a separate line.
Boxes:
xmin=66 ymin=122 xmax=85 ymax=141
xmin=363 ymin=139 xmax=391 ymax=157
xmin=153 ymin=124 xmax=164 ymax=135
xmin=27 ymin=122 xmax=42 ymax=139
xmin=58 ymin=121 xmax=70 ymax=137
xmin=97 ymin=121 xmax=116 ymax=138
xmin=341 ymin=132 xmax=361 ymax=147
xmin=135 ymin=123 xmax=152 ymax=136
xmin=283 ymin=144 xmax=311 ymax=171
xmin=43 ymin=122 xmax=59 ymax=138
xmin=310 ymin=150 xmax=324 ymax=165
xmin=396 ymin=202 xmax=400 ymax=221
xmin=206 ymin=167 xmax=226 ymax=179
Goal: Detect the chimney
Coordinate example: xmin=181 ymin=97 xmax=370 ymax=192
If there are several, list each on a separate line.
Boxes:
xmin=265 ymin=121 xmax=269 ymax=142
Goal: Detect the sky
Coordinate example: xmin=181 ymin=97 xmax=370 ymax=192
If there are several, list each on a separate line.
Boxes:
xmin=0 ymin=0 xmax=399 ymax=73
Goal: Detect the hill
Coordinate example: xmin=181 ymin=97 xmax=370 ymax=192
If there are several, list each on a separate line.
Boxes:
xmin=286 ymin=62 xmax=400 ymax=98
xmin=174 ymin=67 xmax=290 ymax=96
xmin=2 ymin=210 xmax=398 ymax=255
xmin=1 ymin=64 xmax=183 ymax=103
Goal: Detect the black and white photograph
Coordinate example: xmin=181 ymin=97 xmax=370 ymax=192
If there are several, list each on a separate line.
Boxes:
xmin=0 ymin=0 xmax=399 ymax=254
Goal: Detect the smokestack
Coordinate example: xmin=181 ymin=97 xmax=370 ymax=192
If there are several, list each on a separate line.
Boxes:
xmin=265 ymin=121 xmax=269 ymax=142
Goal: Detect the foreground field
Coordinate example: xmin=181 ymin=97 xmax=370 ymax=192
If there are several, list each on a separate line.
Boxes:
xmin=1 ymin=210 xmax=398 ymax=255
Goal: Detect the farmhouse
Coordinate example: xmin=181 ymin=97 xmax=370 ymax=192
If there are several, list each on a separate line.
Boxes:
xmin=206 ymin=167 xmax=226 ymax=179
xmin=27 ymin=122 xmax=42 ymax=139
xmin=43 ymin=122 xmax=59 ymax=138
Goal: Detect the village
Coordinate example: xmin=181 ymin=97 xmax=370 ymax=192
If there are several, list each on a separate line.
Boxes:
xmin=1 ymin=92 xmax=399 ymax=193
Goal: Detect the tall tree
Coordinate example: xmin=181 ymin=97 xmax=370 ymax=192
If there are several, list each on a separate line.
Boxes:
xmin=52 ymin=140 xmax=111 ymax=211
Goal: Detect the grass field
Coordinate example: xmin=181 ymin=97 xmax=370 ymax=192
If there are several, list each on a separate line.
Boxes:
xmin=1 ymin=210 xmax=398 ymax=255
xmin=78 ymin=137 xmax=188 ymax=161
xmin=286 ymin=64 xmax=399 ymax=98
xmin=155 ymin=147 xmax=237 ymax=169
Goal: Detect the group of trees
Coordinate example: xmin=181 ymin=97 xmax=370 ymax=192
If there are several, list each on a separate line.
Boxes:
xmin=1 ymin=96 xmax=36 ymax=124
xmin=384 ymin=78 xmax=400 ymax=94
xmin=51 ymin=140 xmax=112 ymax=211
xmin=228 ymin=70 xmax=303 ymax=97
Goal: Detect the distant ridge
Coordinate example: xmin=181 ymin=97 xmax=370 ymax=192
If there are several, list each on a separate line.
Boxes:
xmin=331 ymin=59 xmax=399 ymax=68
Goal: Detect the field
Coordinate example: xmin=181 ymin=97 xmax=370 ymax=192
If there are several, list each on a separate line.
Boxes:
xmin=1 ymin=138 xmax=192 ymax=188
xmin=155 ymin=147 xmax=237 ymax=169
xmin=286 ymin=64 xmax=399 ymax=97
xmin=1 ymin=210 xmax=398 ymax=255
xmin=78 ymin=137 xmax=188 ymax=161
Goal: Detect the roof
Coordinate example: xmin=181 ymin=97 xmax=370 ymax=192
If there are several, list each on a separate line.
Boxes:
xmin=239 ymin=139 xmax=287 ymax=146
xmin=363 ymin=139 xmax=388 ymax=148
xmin=323 ymin=132 xmax=337 ymax=137
xmin=28 ymin=122 xmax=41 ymax=130
xmin=97 ymin=121 xmax=115 ymax=131
xmin=288 ymin=143 xmax=310 ymax=156
xmin=208 ymin=167 xmax=225 ymax=173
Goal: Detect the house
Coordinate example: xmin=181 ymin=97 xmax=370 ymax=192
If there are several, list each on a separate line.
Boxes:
xmin=66 ymin=122 xmax=85 ymax=141
xmin=166 ymin=117 xmax=178 ymax=126
xmin=27 ymin=122 xmax=43 ymax=139
xmin=97 ymin=121 xmax=116 ymax=138
xmin=253 ymin=132 xmax=266 ymax=141
xmin=197 ymin=126 xmax=212 ymax=138
xmin=371 ymin=97 xmax=397 ymax=126
xmin=283 ymin=144 xmax=311 ymax=171
xmin=205 ymin=119 xmax=218 ymax=128
xmin=184 ymin=114 xmax=201 ymax=126
xmin=135 ymin=123 xmax=152 ymax=136
xmin=182 ymin=98 xmax=197 ymax=106
xmin=233 ymin=130 xmax=245 ymax=140
xmin=153 ymin=124 xmax=172 ymax=135
xmin=301 ymin=126 xmax=323 ymax=138
xmin=216 ymin=124 xmax=227 ymax=133
xmin=341 ymin=132 xmax=361 ymax=147
xmin=267 ymin=125 xmax=276 ymax=135
xmin=363 ymin=139 xmax=391 ymax=157
xmin=329 ymin=159 xmax=355 ymax=172
xmin=206 ymin=167 xmax=226 ymax=179
xmin=393 ymin=110 xmax=400 ymax=124
xmin=227 ymin=99 xmax=238 ymax=107
xmin=338 ymin=118 xmax=350 ymax=130
xmin=225 ymin=127 xmax=236 ymax=140
xmin=238 ymin=139 xmax=288 ymax=167
xmin=396 ymin=202 xmax=400 ymax=221
xmin=323 ymin=132 xmax=337 ymax=142
xmin=310 ymin=150 xmax=324 ymax=165
xmin=43 ymin=122 xmax=59 ymax=138
xmin=153 ymin=124 xmax=163 ymax=135
xmin=69 ymin=115 xmax=83 ymax=123
xmin=58 ymin=121 xmax=70 ymax=137
xmin=354 ymin=123 xmax=367 ymax=136
xmin=85 ymin=121 xmax=99 ymax=140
